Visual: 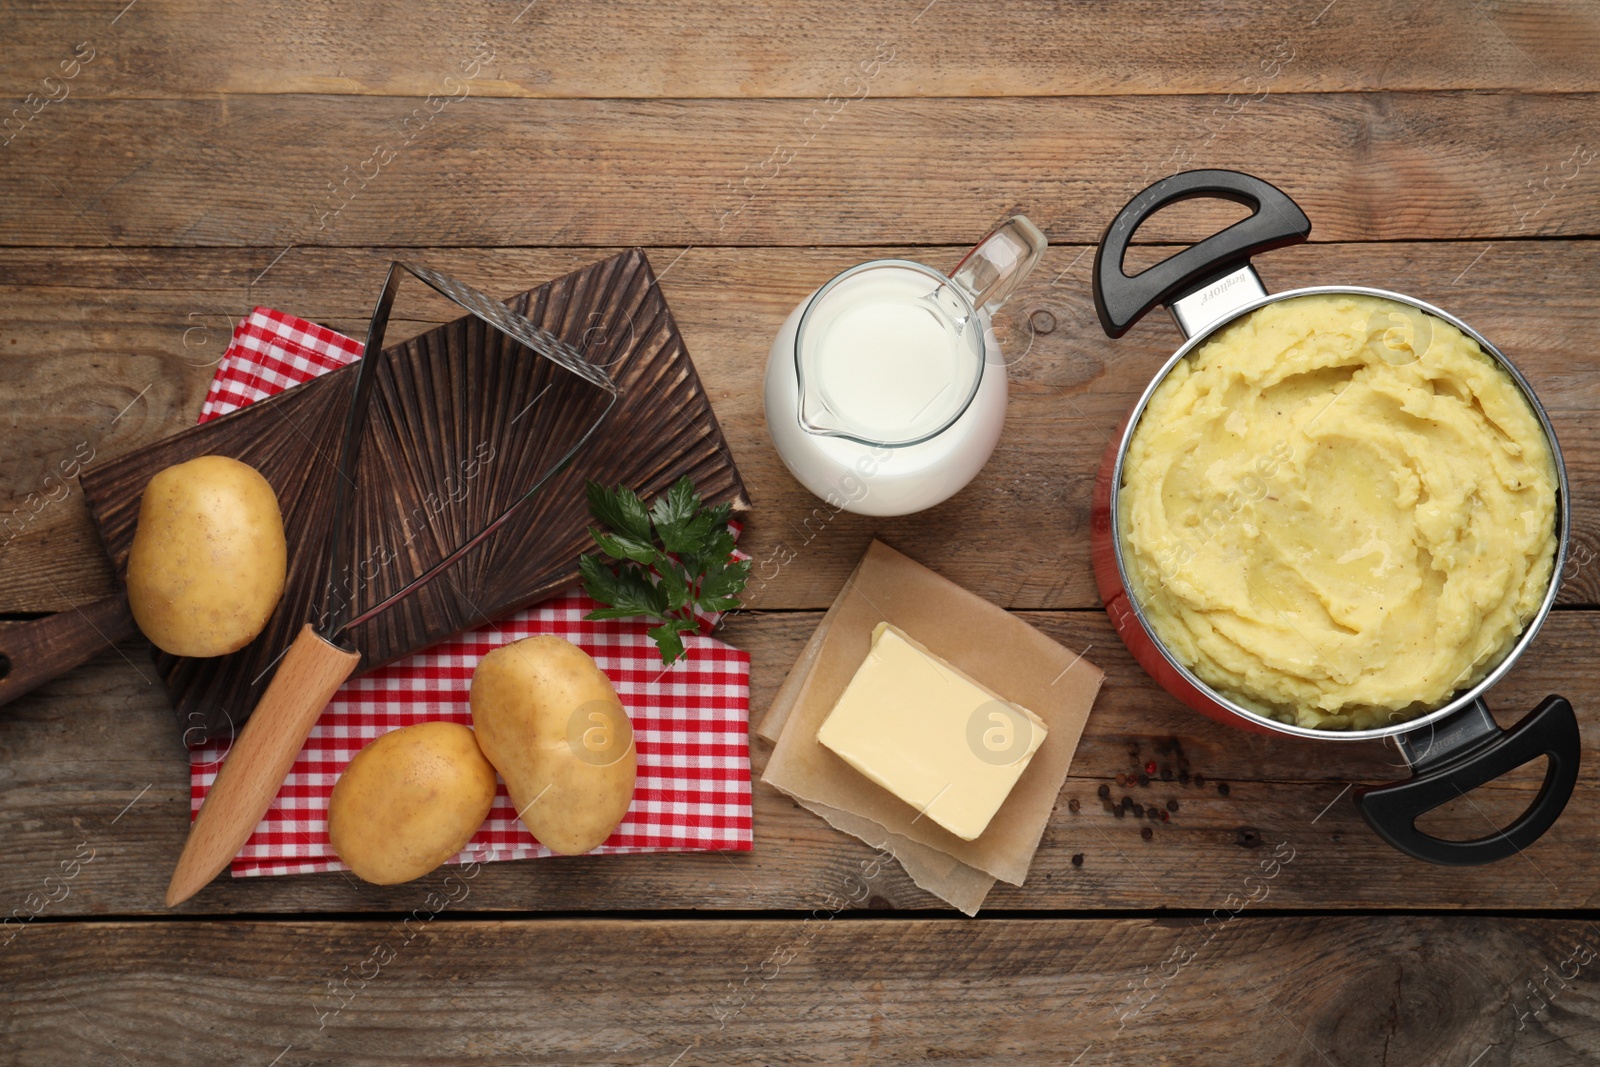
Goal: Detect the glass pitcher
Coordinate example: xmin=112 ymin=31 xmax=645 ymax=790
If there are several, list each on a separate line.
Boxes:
xmin=763 ymin=217 xmax=1047 ymax=516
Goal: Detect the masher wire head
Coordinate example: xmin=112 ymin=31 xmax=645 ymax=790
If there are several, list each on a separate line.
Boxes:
xmin=320 ymin=261 xmax=621 ymax=643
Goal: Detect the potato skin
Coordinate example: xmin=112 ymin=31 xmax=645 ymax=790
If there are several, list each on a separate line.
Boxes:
xmin=470 ymin=636 xmax=637 ymax=855
xmin=126 ymin=455 xmax=287 ymax=658
xmin=328 ymin=721 xmax=498 ymax=885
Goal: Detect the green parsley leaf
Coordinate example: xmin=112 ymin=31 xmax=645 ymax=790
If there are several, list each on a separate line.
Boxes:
xmin=579 ymin=553 xmax=667 ymax=619
xmin=590 ymin=527 xmax=658 ymax=566
xmin=646 ymin=617 xmax=700 ymax=665
xmin=649 ymin=476 xmax=699 ymax=534
xmin=580 ymin=478 xmax=749 ymax=664
xmin=585 ymin=480 xmax=652 ymax=544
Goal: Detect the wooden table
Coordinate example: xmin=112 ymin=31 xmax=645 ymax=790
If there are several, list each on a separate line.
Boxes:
xmin=3 ymin=2 xmax=1600 ymax=1063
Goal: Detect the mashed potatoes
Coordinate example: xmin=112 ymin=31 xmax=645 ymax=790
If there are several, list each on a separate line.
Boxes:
xmin=1120 ymin=293 xmax=1558 ymax=730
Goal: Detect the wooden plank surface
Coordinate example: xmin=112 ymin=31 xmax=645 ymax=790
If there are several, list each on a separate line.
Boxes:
xmin=2 ymin=1 xmax=1596 ymax=98
xmin=2 ymin=93 xmax=1598 ymax=247
xmin=3 ymin=240 xmax=1598 ymax=614
xmin=5 ymin=2 xmax=1600 ymax=1062
xmin=6 ymin=916 xmax=1598 ymax=1065
xmin=4 ymin=608 xmax=1598 ymax=916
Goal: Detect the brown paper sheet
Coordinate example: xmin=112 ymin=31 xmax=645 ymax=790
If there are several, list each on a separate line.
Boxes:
xmin=756 ymin=545 xmax=868 ymax=744
xmin=795 ymin=797 xmax=997 ymax=916
xmin=759 ymin=540 xmax=1103 ymax=912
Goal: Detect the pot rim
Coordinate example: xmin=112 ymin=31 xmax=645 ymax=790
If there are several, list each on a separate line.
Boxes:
xmin=1107 ymin=284 xmax=1572 ymax=742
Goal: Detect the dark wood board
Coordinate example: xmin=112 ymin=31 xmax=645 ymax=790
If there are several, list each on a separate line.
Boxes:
xmin=75 ymin=249 xmax=747 ymax=741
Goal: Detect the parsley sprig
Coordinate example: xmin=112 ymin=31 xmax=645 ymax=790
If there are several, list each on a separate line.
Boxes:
xmin=578 ymin=477 xmax=750 ymax=664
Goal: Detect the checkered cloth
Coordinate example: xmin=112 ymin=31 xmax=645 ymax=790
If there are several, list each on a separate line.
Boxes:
xmin=188 ymin=308 xmax=753 ymax=878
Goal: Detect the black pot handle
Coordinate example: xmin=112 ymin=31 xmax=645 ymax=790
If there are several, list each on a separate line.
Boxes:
xmin=1355 ymin=696 xmax=1580 ymax=866
xmin=1093 ymin=169 xmax=1311 ymax=338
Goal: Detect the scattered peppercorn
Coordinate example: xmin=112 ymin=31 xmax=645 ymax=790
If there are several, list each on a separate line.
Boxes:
xmin=1194 ymin=773 xmax=1206 ymax=788
xmin=1145 ymin=761 xmax=1157 ymax=775
xmin=1098 ymin=784 xmax=1111 ymax=799
xmin=1141 ymin=827 xmax=1153 ymax=841
xmin=1147 ymin=808 xmax=1159 ymax=822
xmin=1115 ymin=772 xmax=1127 ymax=786
xmin=1161 ymin=767 xmax=1174 ymax=781
xmin=1179 ymin=769 xmax=1191 ymax=785
xmin=1133 ymin=804 xmax=1146 ymax=818
xmin=1068 ymin=798 xmax=1081 ymax=813
xmin=1218 ymin=782 xmax=1231 ymax=797
xmin=1159 ymin=810 xmax=1170 ymax=823
xmin=1136 ymin=773 xmax=1149 ymax=787
xmin=1071 ymin=853 xmax=1084 ymax=867
xmin=1121 ymin=796 xmax=1134 ymax=811
xmin=1167 ymin=799 xmax=1179 ymax=813
xmin=1113 ymin=805 xmax=1126 ymax=819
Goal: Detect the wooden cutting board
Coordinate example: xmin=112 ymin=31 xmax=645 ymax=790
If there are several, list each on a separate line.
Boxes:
xmin=77 ymin=249 xmax=749 ymax=744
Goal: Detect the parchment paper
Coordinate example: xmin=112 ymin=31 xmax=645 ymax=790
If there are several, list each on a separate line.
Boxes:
xmin=759 ymin=540 xmax=1103 ymax=913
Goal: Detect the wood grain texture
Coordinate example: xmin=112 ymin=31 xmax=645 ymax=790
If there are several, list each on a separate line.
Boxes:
xmin=6 ymin=916 xmax=1599 ymax=1065
xmin=0 ymin=593 xmax=133 ymax=708
xmin=2 ymin=241 xmax=1597 ymax=614
xmin=75 ymin=249 xmax=747 ymax=741
xmin=3 ymin=1 xmax=1597 ymax=99
xmin=3 ymin=0 xmax=1598 ymax=1053
xmin=2 ymin=94 xmax=1598 ymax=247
xmin=4 ymin=608 xmax=1598 ymax=916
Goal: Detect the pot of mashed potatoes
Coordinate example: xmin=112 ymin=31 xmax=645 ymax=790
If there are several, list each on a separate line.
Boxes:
xmin=1118 ymin=293 xmax=1559 ymax=730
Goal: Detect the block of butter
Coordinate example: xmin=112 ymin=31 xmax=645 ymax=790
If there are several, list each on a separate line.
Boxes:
xmin=816 ymin=622 xmax=1048 ymax=841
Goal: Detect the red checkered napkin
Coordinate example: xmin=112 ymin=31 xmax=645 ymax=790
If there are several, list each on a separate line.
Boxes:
xmin=188 ymin=308 xmax=753 ymax=877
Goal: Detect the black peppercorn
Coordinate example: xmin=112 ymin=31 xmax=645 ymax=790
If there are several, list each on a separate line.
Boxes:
xmin=1161 ymin=767 xmax=1174 ymax=781
xmin=1098 ymin=784 xmax=1111 ymax=799
xmin=1147 ymin=808 xmax=1159 ymax=822
xmin=1071 ymin=853 xmax=1084 ymax=867
xmin=1218 ymin=782 xmax=1231 ymax=797
xmin=1137 ymin=773 xmax=1150 ymax=787
xmin=1179 ymin=769 xmax=1191 ymax=785
xmin=1068 ymin=798 xmax=1081 ymax=813
xmin=1194 ymin=773 xmax=1206 ymax=788
xmin=1113 ymin=805 xmax=1126 ymax=818
xmin=1121 ymin=795 xmax=1134 ymax=810
xmin=1133 ymin=804 xmax=1145 ymax=818
xmin=1140 ymin=827 xmax=1153 ymax=841
xmin=1167 ymin=799 xmax=1179 ymax=813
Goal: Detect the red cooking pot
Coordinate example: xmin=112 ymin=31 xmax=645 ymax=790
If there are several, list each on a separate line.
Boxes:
xmin=1088 ymin=169 xmax=1579 ymax=866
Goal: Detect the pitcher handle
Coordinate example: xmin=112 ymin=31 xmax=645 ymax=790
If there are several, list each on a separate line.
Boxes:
xmin=949 ymin=216 xmax=1048 ymax=312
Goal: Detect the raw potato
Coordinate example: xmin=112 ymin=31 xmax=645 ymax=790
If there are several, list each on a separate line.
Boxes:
xmin=328 ymin=721 xmax=498 ymax=885
xmin=126 ymin=455 xmax=287 ymax=658
xmin=471 ymin=635 xmax=637 ymax=855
